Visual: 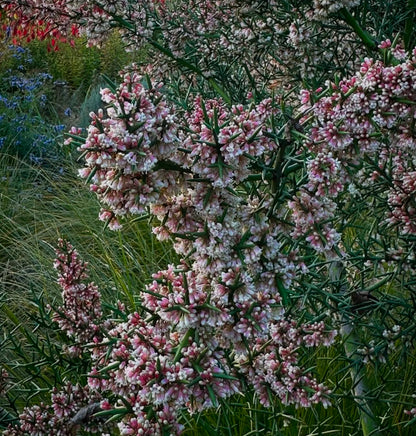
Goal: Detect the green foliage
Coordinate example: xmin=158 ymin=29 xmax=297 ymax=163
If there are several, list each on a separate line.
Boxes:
xmin=77 ymin=82 xmax=106 ymax=128
xmin=25 ymin=31 xmax=147 ymax=92
xmin=44 ymin=39 xmax=101 ymax=90
xmin=0 ymin=44 xmax=64 ymax=161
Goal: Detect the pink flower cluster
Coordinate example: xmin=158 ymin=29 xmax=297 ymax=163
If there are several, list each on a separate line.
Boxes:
xmin=181 ymin=96 xmax=277 ymax=186
xmin=4 ymin=383 xmax=107 ymax=436
xmin=241 ymin=320 xmax=335 ymax=408
xmin=52 ymin=239 xmax=103 ymax=354
xmin=88 ymin=311 xmax=240 ymax=435
xmin=4 ymin=236 xmax=336 ymax=436
xmin=71 ymin=66 xmax=181 ymax=230
xmin=85 ymin=302 xmax=335 ymax=435
xmin=292 ymin=45 xmax=416 ymax=251
xmin=73 ymin=251 xmax=333 ymax=435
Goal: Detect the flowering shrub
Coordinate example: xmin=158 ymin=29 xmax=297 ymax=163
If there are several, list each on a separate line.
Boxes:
xmin=1 ymin=1 xmax=416 ymax=435
xmin=61 ymin=67 xmax=337 ymax=435
xmin=3 ymin=234 xmax=335 ymax=435
xmin=52 ymin=239 xmax=104 ymax=351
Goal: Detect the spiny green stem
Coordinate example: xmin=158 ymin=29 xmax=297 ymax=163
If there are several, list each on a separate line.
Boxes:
xmin=147 ymin=39 xmax=232 ymax=104
xmin=154 ymin=159 xmax=190 ymax=174
xmin=329 ymin=260 xmax=381 ymax=436
xmin=404 ymin=0 xmax=416 ymax=50
xmin=173 ymin=328 xmax=194 ymax=363
xmin=340 ymin=8 xmax=377 ymax=51
xmin=0 ymin=406 xmax=18 ymax=427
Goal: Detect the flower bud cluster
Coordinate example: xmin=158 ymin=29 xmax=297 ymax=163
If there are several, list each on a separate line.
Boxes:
xmin=52 ymin=239 xmax=103 ymax=354
xmin=181 ymin=96 xmax=276 ymax=186
xmin=4 ymin=383 xmax=107 ymax=436
xmin=72 ymin=67 xmax=181 ymax=230
xmin=240 ymin=319 xmax=335 ymax=408
xmin=88 ymin=310 xmax=240 ymax=434
xmin=0 ymin=369 xmax=8 ymax=397
xmin=293 ymin=45 xmax=416 ymax=251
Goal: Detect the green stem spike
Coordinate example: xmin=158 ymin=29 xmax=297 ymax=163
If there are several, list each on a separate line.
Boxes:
xmin=340 ymin=8 xmax=377 ymax=51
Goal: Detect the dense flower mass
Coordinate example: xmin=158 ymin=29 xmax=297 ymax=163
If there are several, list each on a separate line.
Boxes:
xmin=88 ymin=310 xmax=240 ymax=434
xmin=67 ymin=66 xmax=181 ymax=230
xmin=4 ymin=383 xmax=107 ymax=436
xmin=63 ymin=66 xmax=338 ymax=434
xmin=292 ymin=45 xmax=416 ymax=251
xmin=3 ymin=238 xmax=332 ymax=435
xmin=43 ymin=65 xmax=335 ymax=433
xmin=52 ymin=239 xmax=104 ymax=353
xmin=180 ymin=96 xmax=277 ymax=186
